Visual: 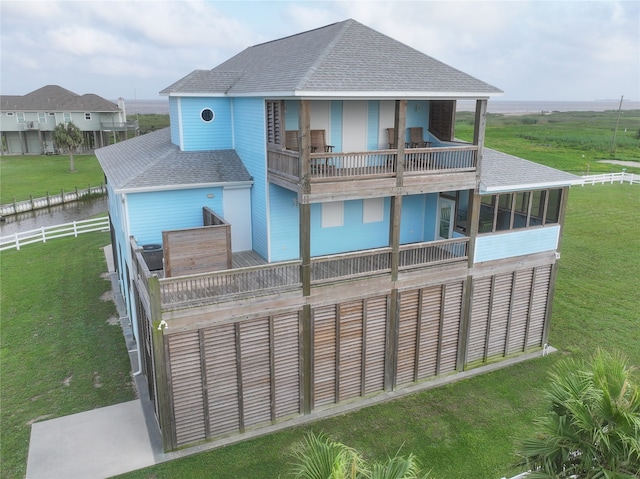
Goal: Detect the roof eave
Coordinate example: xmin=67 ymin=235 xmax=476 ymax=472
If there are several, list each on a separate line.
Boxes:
xmin=115 ymin=180 xmax=254 ymax=195
xmin=480 ymin=179 xmax=580 ymax=194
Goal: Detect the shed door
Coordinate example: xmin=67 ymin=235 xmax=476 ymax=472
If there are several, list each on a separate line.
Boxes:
xmin=223 ymin=186 xmax=252 ymax=252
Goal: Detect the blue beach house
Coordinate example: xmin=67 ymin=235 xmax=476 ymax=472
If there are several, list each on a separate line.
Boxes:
xmin=96 ymin=19 xmax=577 ymax=451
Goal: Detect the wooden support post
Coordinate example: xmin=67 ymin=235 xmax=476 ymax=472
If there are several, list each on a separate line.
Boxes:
xmin=394 ymin=100 xmax=407 ymax=185
xmin=147 ymin=275 xmax=175 ymax=452
xmin=300 ymin=305 xmax=313 ymax=414
xmin=473 ymin=99 xmax=487 ymax=157
xmin=456 ymin=277 xmax=472 ymax=371
xmin=384 ymin=290 xmax=399 ymax=391
xmin=299 ymin=100 xmax=312 ymax=297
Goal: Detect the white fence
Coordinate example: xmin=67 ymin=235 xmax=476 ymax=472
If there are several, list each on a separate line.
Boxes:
xmin=0 ymin=216 xmax=110 ymax=251
xmin=0 ymin=184 xmax=107 ymax=216
xmin=578 ymin=172 xmax=640 ymax=186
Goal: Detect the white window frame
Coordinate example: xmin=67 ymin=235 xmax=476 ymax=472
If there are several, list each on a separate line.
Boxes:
xmin=16 ymin=112 xmax=25 ymax=124
xmin=85 ymin=112 xmax=91 ymax=120
xmin=322 ymin=201 xmax=344 ymax=228
xmin=38 ymin=112 xmax=46 ymax=124
xmin=363 ymin=197 xmax=384 ymax=223
xmin=63 ymin=113 xmax=71 ymax=124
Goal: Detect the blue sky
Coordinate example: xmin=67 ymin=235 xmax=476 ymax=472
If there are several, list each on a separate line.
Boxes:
xmin=1 ymin=0 xmax=638 ymax=102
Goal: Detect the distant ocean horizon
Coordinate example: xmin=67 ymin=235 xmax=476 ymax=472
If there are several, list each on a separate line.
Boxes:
xmin=121 ymin=99 xmax=640 ymax=116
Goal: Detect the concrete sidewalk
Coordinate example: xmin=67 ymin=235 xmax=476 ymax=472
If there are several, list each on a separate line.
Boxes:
xmin=25 ymin=247 xmax=162 ymax=479
xmin=26 ymin=401 xmax=155 ymax=479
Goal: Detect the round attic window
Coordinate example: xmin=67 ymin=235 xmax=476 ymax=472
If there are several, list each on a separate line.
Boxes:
xmin=201 ymin=108 xmax=215 ymax=123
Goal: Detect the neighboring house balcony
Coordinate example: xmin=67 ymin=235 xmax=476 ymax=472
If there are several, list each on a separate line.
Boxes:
xmin=20 ymin=121 xmax=41 ymax=131
xmin=100 ymin=119 xmax=139 ymax=132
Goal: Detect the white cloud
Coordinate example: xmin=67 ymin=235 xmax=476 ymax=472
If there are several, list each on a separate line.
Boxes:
xmin=0 ymin=0 xmax=638 ymax=101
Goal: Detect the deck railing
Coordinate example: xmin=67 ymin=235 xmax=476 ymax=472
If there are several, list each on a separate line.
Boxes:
xmin=399 ymin=237 xmax=468 ymax=269
xmin=268 ymin=145 xmax=477 ymax=182
xmin=311 ymin=247 xmax=392 ymax=284
xmin=153 ymin=237 xmax=469 ymax=307
xmin=158 ymin=260 xmax=301 ymax=306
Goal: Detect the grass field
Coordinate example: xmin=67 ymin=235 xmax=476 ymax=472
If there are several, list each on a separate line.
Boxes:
xmin=456 ymin=109 xmax=640 ymax=174
xmin=0 ymin=233 xmax=137 ymax=479
xmin=0 ymin=114 xmax=169 ymax=204
xmin=1 ymin=110 xmax=639 ymax=478
xmin=0 ymin=154 xmax=106 ymax=204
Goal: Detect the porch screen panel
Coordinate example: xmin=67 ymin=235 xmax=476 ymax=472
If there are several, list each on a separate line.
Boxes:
xmin=486 ymin=273 xmax=513 ymax=358
xmin=396 ymin=289 xmax=420 ymax=385
xmin=467 ymin=277 xmax=492 ymax=363
xmin=363 ymin=296 xmax=387 ymax=394
xmin=266 ymin=100 xmax=283 ymax=146
xmin=338 ymin=300 xmax=364 ymax=402
xmin=440 ymin=282 xmax=463 ymax=373
xmin=416 ymin=285 xmax=443 ymax=380
xmin=313 ymin=305 xmax=337 ymax=407
xmin=239 ymin=318 xmax=271 ymax=427
xmin=507 ymin=269 xmax=534 ymax=353
xmin=203 ymin=324 xmax=240 ymax=437
xmin=527 ymin=265 xmax=552 ymax=348
xmin=167 ymin=331 xmax=206 ymax=446
xmin=429 ymin=100 xmax=455 ymax=141
xmin=273 ymin=312 xmax=301 ymax=418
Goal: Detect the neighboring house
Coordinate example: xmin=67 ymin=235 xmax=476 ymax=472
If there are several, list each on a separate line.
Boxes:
xmin=96 ymin=19 xmax=577 ymax=452
xmin=0 ymin=85 xmax=138 ymax=155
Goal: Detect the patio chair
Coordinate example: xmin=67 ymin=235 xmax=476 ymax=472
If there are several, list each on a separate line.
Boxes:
xmin=408 ymin=127 xmax=431 ymax=148
xmin=285 ymin=130 xmax=300 ymax=151
xmin=310 ymin=129 xmax=334 ymax=152
xmin=386 ymin=128 xmax=396 ymax=148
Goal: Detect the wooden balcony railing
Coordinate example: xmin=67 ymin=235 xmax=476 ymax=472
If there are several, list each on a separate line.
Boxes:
xmin=268 ymin=145 xmax=477 ymax=182
xmin=399 ymin=237 xmax=468 ymax=270
xmin=311 ymin=247 xmax=392 ymax=284
xmin=158 ymin=260 xmax=301 ymax=306
xmin=149 ymin=237 xmax=469 ymax=308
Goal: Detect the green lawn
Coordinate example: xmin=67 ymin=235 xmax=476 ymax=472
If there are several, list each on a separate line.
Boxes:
xmin=0 ymin=233 xmax=137 ymax=479
xmin=1 ymin=110 xmax=639 ymax=479
xmin=0 ymin=154 xmax=106 ymax=204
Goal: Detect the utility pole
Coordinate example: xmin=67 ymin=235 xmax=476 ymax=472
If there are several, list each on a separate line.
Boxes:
xmin=610 ymin=95 xmax=623 ymax=155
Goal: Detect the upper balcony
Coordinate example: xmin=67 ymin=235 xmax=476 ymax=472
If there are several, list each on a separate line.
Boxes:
xmin=266 ymin=99 xmax=485 ymax=202
xmin=268 ymin=143 xmax=478 ymax=202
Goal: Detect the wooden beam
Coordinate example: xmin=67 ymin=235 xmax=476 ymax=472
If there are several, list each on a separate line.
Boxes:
xmin=384 ymin=290 xmax=399 ymax=391
xmin=301 ymin=304 xmax=312 ymax=414
xmin=234 ymin=322 xmax=245 ymax=432
xmin=147 ymin=274 xmax=176 ymax=452
xmin=299 ymin=100 xmax=312 ymax=297
xmin=198 ymin=329 xmax=211 ymax=439
xmin=456 ymin=276 xmax=472 ymax=370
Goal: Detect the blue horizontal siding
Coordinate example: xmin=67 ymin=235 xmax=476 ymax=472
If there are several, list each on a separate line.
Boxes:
xmin=474 ymin=226 xmax=561 ymax=263
xmin=310 ymin=199 xmax=390 ymax=256
xmin=127 ymin=188 xmax=224 ymax=245
xmin=233 ymin=97 xmax=268 ymax=259
xmin=169 ymin=97 xmax=180 ymax=146
xmin=269 ymin=185 xmax=299 ymax=261
xmin=179 ymin=97 xmax=232 ymax=151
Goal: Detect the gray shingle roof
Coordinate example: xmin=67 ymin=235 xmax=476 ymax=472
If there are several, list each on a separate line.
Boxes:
xmin=0 ymin=85 xmax=119 ymax=112
xmin=161 ymin=19 xmax=502 ymax=97
xmin=95 ymin=128 xmax=253 ymax=192
xmin=480 ymin=149 xmax=579 ymax=193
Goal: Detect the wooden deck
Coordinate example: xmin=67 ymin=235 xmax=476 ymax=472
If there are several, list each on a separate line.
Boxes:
xmin=149 ymin=238 xmax=469 ymax=309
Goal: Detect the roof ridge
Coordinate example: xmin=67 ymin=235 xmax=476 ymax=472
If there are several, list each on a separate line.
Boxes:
xmin=294 ymin=19 xmax=353 ymax=90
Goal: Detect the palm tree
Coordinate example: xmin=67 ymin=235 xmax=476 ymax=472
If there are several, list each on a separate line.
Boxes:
xmin=516 ymin=349 xmax=640 ymax=478
xmin=52 ymin=122 xmax=84 ymax=172
xmin=290 ymin=432 xmax=430 ymax=479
